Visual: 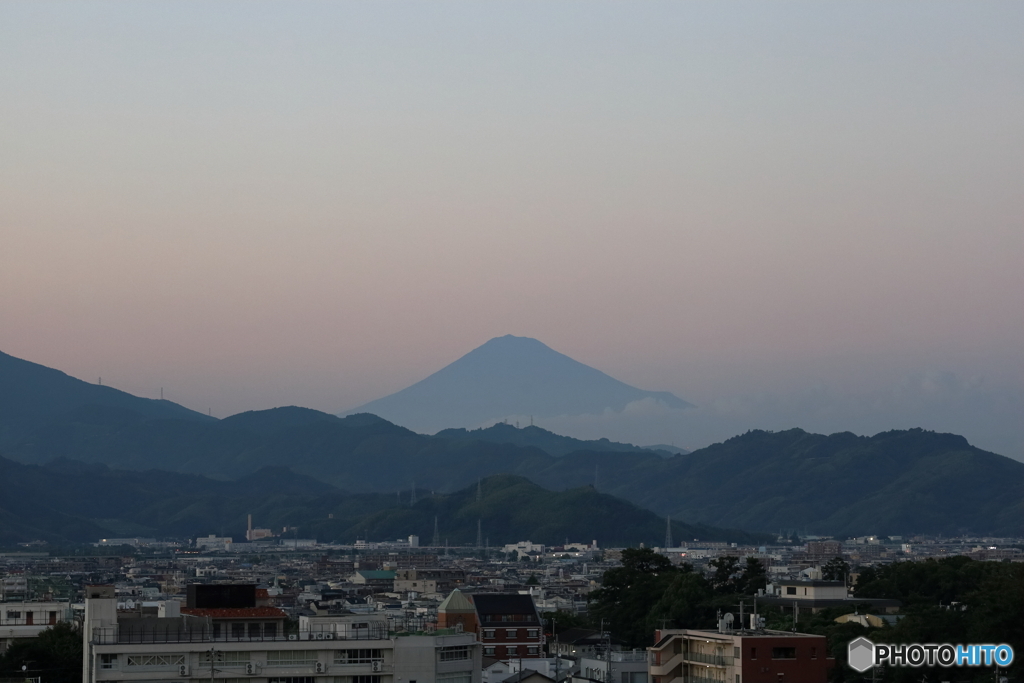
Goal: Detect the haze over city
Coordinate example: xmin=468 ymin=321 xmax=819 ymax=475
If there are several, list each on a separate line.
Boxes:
xmin=2 ymin=2 xmax=1022 ymax=458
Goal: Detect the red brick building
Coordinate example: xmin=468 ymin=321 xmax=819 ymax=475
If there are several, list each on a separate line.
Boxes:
xmin=438 ymin=590 xmax=543 ymax=660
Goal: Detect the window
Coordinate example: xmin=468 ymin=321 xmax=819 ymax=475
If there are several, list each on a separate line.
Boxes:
xmin=265 ymin=622 xmax=278 ymax=638
xmin=484 ymin=647 xmax=496 ymax=657
xmin=750 ymin=648 xmax=757 ymax=660
xmin=99 ymin=654 xmax=117 ymax=670
xmin=439 ymin=646 xmax=470 ymax=662
xmin=527 ymin=629 xmax=539 ymax=638
xmin=126 ymin=654 xmax=186 ymax=667
xmin=352 ymin=677 xmax=381 ymax=683
xmin=811 ymin=647 xmax=817 ymax=659
xmin=527 ymin=646 xmax=538 ymax=655
xmin=734 ymin=647 xmax=740 ymax=659
xmin=437 ymin=674 xmax=472 ymax=683
xmin=201 ymin=651 xmax=251 ymax=664
xmin=5 ymin=611 xmax=21 ymax=620
xmin=268 ymin=678 xmax=316 ymax=683
xmin=736 ymin=676 xmax=740 ymax=683
xmin=506 ymin=629 xmax=517 ymax=638
xmin=231 ymin=622 xmax=245 ymax=638
xmin=249 ymin=622 xmax=262 ymax=637
xmin=624 ymin=674 xmax=647 ymax=683
xmin=507 ymin=646 xmax=517 ymax=656
xmin=484 ymin=629 xmax=496 ymax=639
xmin=267 ymin=650 xmax=319 ymax=666
xmin=785 ymin=587 xmax=796 ymax=595
xmin=771 ymin=648 xmax=796 ymax=660
xmin=335 ymin=649 xmax=383 ymax=664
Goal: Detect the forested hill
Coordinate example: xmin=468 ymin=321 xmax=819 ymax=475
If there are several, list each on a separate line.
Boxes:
xmin=0 ymin=349 xmax=212 ymax=444
xmin=3 ymin=350 xmax=1022 ymax=537
xmin=435 ymin=422 xmax=680 ymax=458
xmin=0 ymin=458 xmax=762 ymax=547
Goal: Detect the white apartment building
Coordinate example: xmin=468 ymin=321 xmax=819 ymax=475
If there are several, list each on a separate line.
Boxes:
xmin=82 ymin=585 xmax=482 ymax=683
xmin=0 ymin=600 xmax=74 ymax=652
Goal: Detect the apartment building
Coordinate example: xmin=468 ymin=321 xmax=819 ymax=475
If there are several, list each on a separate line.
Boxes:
xmin=82 ymin=584 xmax=481 ymax=683
xmin=473 ymin=594 xmax=543 ymax=661
xmin=0 ymin=600 xmax=74 ymax=652
xmin=648 ymin=628 xmax=832 ymax=683
xmin=437 ymin=591 xmax=543 ymax=661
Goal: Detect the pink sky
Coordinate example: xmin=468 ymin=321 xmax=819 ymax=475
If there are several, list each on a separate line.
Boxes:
xmin=2 ymin=3 xmax=1022 ymax=457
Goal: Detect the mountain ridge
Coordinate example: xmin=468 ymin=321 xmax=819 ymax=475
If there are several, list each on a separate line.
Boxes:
xmin=0 ymin=349 xmax=213 ymax=448
xmin=0 ymin=456 xmax=762 ymax=546
xmin=345 ymin=335 xmax=691 ymax=432
xmin=3 ymin=349 xmax=1021 ymax=537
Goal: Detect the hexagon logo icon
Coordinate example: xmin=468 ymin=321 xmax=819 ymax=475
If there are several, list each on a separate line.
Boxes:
xmin=848 ymin=637 xmax=876 ymax=673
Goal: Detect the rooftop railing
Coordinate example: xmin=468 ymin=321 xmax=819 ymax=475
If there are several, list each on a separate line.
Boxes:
xmin=92 ymin=624 xmax=392 ymax=645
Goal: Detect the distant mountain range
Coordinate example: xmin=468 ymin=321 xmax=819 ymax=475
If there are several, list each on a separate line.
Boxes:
xmin=436 ymin=422 xmax=685 ymax=458
xmin=0 ymin=456 xmax=761 ymax=546
xmin=2 ymin=348 xmax=1022 ymax=537
xmin=0 ymin=349 xmax=212 ymax=444
xmin=345 ymin=335 xmax=692 ymax=432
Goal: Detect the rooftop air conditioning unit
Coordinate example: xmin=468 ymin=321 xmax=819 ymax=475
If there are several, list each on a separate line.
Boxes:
xmin=288 ymin=634 xmax=298 ymax=641
xmin=316 ymin=662 xmax=327 ymax=674
xmin=245 ymin=663 xmax=257 ymax=675
xmin=314 ymin=632 xmax=325 ymax=640
xmin=323 ymin=633 xmax=335 ymax=640
xmin=179 ymin=665 xmax=190 ymax=676
xmin=372 ymin=661 xmax=383 ymax=672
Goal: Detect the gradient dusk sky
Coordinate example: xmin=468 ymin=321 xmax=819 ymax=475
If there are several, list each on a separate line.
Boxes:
xmin=2 ymin=3 xmax=1022 ymax=458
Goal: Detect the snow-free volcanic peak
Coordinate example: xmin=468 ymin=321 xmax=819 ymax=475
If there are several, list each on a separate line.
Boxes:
xmin=345 ymin=335 xmax=691 ymax=433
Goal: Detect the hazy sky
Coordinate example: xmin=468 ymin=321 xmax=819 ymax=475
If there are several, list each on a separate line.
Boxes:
xmin=2 ymin=3 xmax=1022 ymax=458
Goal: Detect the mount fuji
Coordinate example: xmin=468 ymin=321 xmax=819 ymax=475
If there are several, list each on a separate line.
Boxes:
xmin=345 ymin=335 xmax=691 ymax=433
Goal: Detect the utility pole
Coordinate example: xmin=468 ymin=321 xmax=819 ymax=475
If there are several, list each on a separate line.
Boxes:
xmin=606 ymin=624 xmax=611 ymax=683
xmin=553 ymin=617 xmax=559 ymax=682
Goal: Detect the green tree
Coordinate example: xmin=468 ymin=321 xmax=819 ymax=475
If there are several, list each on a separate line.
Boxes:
xmin=708 ymin=556 xmax=740 ymax=593
xmin=0 ymin=622 xmax=82 ymax=683
xmin=589 ymin=548 xmax=680 ymax=647
xmin=739 ymin=557 xmax=767 ymax=594
xmin=820 ymin=557 xmax=850 ymax=582
xmin=649 ymin=570 xmax=714 ymax=630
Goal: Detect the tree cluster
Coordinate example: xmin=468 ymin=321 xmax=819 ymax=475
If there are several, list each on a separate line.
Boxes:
xmin=586 ymin=548 xmax=768 ymax=648
xmin=0 ymin=622 xmax=82 ymax=683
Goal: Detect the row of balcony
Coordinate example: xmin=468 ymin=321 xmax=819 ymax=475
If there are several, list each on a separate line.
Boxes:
xmin=650 ymin=650 xmax=734 ymax=676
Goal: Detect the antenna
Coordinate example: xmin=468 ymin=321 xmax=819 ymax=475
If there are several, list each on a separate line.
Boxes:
xmin=432 ymin=517 xmax=440 ymax=547
xmin=665 ymin=515 xmax=673 ymax=549
xmin=477 ymin=519 xmax=482 ymax=548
